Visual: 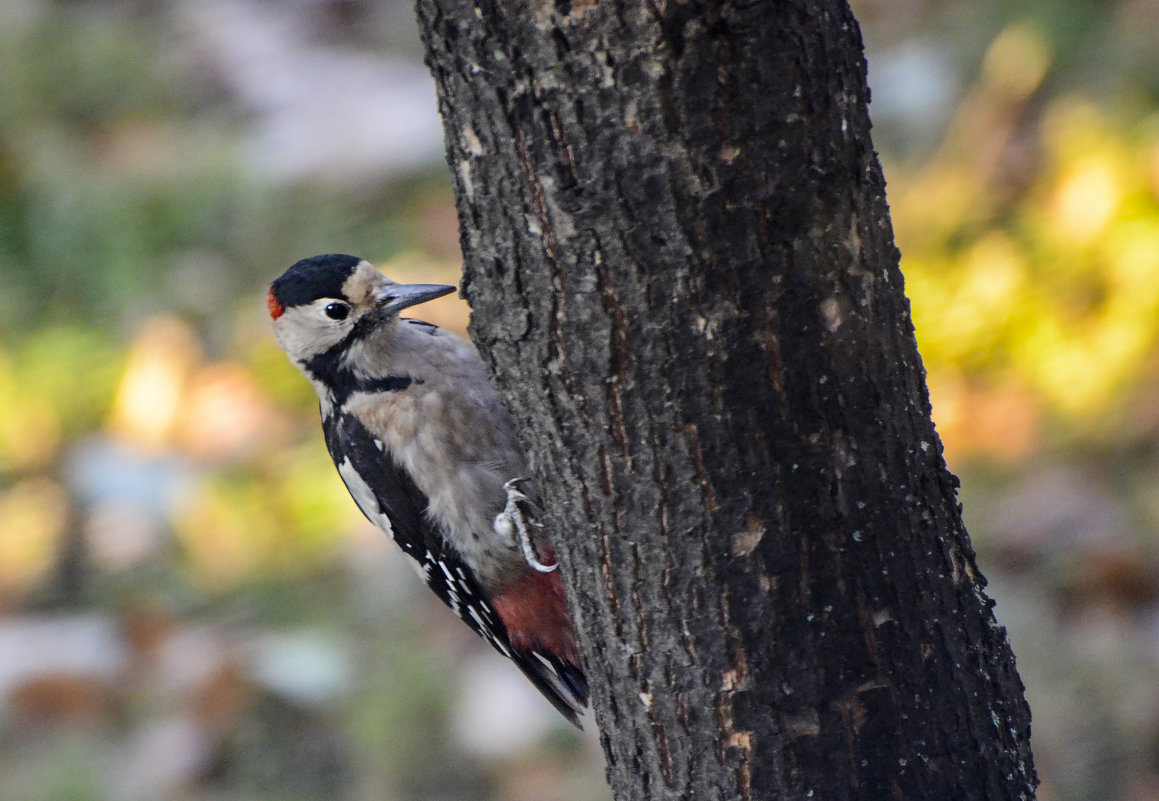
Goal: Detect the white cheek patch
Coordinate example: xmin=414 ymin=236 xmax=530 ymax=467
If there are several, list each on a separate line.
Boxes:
xmin=336 ymin=457 xmax=394 ymax=536
xmin=275 ymin=304 xmax=350 ymax=364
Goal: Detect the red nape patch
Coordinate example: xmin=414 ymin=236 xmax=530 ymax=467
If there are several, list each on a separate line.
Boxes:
xmin=266 ymin=290 xmax=285 ymax=319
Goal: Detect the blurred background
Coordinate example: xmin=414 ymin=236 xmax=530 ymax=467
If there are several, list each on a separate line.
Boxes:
xmin=0 ymin=0 xmax=1156 ymax=799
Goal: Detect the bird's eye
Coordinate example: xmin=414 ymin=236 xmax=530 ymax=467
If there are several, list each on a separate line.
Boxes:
xmin=324 ymin=302 xmax=350 ymax=321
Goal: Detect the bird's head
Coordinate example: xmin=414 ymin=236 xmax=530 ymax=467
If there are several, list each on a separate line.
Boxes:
xmin=268 ymin=254 xmax=456 ymax=367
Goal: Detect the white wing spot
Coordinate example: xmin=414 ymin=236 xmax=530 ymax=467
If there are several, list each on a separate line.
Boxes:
xmin=468 ymin=606 xmax=511 ymax=656
xmin=336 ymin=457 xmax=394 ymax=536
xmin=437 ymin=560 xmax=462 ymax=615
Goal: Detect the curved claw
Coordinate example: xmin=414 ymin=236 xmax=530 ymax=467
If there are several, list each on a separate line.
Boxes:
xmin=502 ymin=477 xmax=530 ymax=498
xmin=499 ymin=478 xmax=558 ymax=573
xmin=521 ymin=534 xmax=559 ymax=573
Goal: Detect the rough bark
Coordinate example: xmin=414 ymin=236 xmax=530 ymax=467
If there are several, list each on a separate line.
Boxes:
xmin=415 ymin=2 xmax=1037 ymax=800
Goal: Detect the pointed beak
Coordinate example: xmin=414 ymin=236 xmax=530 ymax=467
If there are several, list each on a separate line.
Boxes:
xmin=378 ymin=282 xmax=457 ymax=315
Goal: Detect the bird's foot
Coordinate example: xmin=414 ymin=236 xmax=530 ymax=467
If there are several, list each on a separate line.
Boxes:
xmin=495 ymin=478 xmax=557 ymax=573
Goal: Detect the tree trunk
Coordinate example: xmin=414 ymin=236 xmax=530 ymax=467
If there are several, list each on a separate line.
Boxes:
xmin=415 ymin=2 xmax=1038 ymax=800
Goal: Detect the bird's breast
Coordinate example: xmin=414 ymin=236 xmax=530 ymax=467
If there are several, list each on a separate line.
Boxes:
xmin=343 ymin=382 xmax=525 ymax=585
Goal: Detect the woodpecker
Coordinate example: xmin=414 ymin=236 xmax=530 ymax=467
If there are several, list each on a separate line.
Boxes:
xmin=268 ymin=254 xmax=587 ymax=725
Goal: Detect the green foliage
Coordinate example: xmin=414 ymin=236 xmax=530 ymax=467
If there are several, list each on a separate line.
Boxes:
xmin=6 ymin=737 xmax=110 ymax=801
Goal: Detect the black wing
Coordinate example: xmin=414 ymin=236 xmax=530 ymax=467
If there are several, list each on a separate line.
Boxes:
xmin=321 ymin=409 xmax=502 ymax=640
xmin=322 ymin=409 xmax=433 ymax=578
xmin=321 ymin=409 xmax=588 ymax=724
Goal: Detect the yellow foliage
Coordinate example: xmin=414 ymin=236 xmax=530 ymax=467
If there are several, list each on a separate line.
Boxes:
xmin=1050 ymin=157 xmax=1121 ymax=246
xmin=173 ymin=445 xmax=359 ymax=589
xmin=108 ymin=316 xmax=201 ymax=453
xmin=979 ymin=24 xmax=1051 ymax=103
xmin=909 ymin=234 xmax=1028 ymax=368
xmin=173 ymin=477 xmax=273 ymax=590
xmin=899 ymin=84 xmax=1159 ymax=452
xmin=0 ymin=478 xmax=69 ymax=596
xmin=0 ymin=348 xmax=62 ymax=472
